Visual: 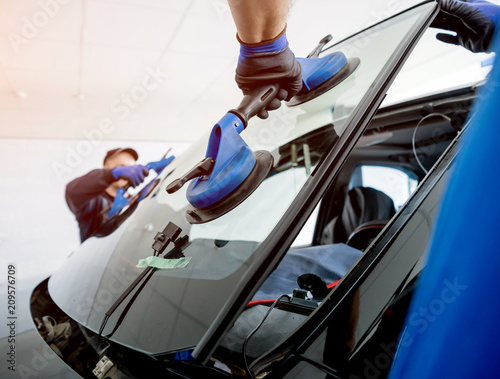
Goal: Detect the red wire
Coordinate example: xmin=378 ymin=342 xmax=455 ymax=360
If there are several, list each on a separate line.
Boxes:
xmin=246 ymin=279 xmax=342 ymax=308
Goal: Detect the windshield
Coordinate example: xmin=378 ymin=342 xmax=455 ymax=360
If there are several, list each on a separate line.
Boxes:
xmin=49 ymin=3 xmax=435 ymax=355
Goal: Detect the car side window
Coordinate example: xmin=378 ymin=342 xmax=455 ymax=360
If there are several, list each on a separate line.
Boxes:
xmin=349 ymin=165 xmax=418 ymax=210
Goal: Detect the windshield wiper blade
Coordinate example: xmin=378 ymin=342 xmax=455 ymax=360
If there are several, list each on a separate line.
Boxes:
xmin=98 ymin=222 xmax=183 ymax=339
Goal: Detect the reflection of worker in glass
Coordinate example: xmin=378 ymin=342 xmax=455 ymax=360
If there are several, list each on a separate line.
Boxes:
xmin=66 ymin=148 xmax=149 ymax=243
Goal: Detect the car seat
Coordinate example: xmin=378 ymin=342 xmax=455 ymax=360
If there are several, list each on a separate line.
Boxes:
xmin=321 ymin=186 xmax=396 ymax=250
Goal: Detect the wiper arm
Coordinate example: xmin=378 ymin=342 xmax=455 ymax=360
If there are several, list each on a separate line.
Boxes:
xmin=98 ymin=222 xmax=184 ymax=339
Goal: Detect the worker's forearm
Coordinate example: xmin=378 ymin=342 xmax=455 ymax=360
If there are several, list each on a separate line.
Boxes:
xmin=228 ymin=0 xmax=291 ymax=44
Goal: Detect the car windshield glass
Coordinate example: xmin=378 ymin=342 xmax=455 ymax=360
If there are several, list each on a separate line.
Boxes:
xmin=49 ymin=3 xmax=435 ymax=355
xmin=145 ymin=4 xmax=432 ymax=279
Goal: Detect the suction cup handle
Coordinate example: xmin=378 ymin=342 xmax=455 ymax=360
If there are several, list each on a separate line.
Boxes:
xmin=230 ymin=84 xmax=280 ymax=128
xmin=165 ymin=158 xmax=215 ymax=194
xmin=307 ymin=34 xmax=333 ymax=58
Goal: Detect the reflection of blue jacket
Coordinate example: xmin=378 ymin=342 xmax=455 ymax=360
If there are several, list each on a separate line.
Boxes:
xmin=389 ymin=31 xmax=500 ymax=379
xmin=65 ymin=169 xmax=115 ymax=243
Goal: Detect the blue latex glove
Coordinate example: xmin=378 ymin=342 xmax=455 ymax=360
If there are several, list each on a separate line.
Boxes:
xmin=146 ymin=156 xmax=175 ymax=174
xmin=111 ymin=165 xmax=149 ymax=187
xmin=432 ymin=0 xmax=500 ymax=52
xmin=235 ymin=28 xmax=302 ymax=119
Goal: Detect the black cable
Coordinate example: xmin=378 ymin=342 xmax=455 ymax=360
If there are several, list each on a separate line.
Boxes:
xmin=242 ymin=295 xmax=291 ymax=379
xmin=412 ymin=113 xmax=451 ymax=174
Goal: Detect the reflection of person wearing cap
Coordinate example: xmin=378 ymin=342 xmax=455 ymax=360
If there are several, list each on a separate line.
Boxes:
xmin=65 ymin=147 xmax=149 ymax=243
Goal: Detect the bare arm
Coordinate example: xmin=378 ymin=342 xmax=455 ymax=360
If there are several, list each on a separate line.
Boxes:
xmin=227 ymin=0 xmax=291 ymax=43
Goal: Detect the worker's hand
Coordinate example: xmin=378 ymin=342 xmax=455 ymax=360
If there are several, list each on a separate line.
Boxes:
xmin=112 ymin=165 xmax=149 ymax=187
xmin=432 ymin=0 xmax=500 ymax=53
xmin=235 ymin=28 xmax=302 ymax=119
xmin=146 ymin=157 xmax=174 ymax=174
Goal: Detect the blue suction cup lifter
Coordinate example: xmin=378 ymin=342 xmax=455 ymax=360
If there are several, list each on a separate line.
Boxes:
xmin=186 ymin=112 xmax=256 ymax=209
xmin=288 ymin=50 xmax=359 ymax=107
xmin=166 ymin=85 xmax=280 ymax=210
xmin=295 ymin=52 xmax=348 ymax=96
xmin=186 ymin=85 xmax=280 ymax=208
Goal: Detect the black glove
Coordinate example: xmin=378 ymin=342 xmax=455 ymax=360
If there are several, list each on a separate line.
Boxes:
xmin=235 ymin=28 xmax=302 ymax=119
xmin=431 ymin=0 xmax=500 ymax=53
